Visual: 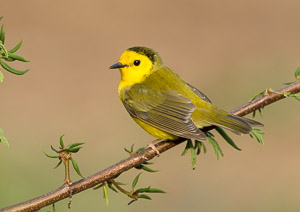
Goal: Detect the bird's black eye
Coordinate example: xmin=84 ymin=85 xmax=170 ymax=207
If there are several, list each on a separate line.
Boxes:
xmin=133 ymin=60 xmax=141 ymax=66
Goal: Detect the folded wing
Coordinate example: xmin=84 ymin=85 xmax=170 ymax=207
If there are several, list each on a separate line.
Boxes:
xmin=123 ymin=84 xmax=207 ymax=141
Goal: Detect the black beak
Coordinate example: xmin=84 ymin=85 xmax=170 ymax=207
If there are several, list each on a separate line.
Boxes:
xmin=109 ymin=62 xmax=128 ymax=69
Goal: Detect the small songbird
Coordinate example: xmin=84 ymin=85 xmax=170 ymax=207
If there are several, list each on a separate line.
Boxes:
xmin=110 ymin=46 xmax=263 ymax=146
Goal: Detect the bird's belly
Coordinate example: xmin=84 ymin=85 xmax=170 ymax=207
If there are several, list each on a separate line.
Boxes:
xmin=132 ymin=117 xmax=179 ymax=140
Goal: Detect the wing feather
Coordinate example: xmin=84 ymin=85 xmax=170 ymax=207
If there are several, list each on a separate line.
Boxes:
xmin=123 ymin=84 xmax=206 ymax=141
xmin=186 ymin=83 xmax=212 ymax=103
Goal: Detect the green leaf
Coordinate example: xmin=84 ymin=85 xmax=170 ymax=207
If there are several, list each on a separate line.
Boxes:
xmin=50 ymin=145 xmax=59 ymax=153
xmin=215 ymin=127 xmax=241 ymax=151
xmin=54 ymin=160 xmax=62 ymax=169
xmin=196 ymin=140 xmax=206 ymax=155
xmin=252 ymin=108 xmax=263 ymax=118
xmin=181 ymin=144 xmax=189 ymax=156
xmin=138 ymin=194 xmax=152 ymax=200
xmin=130 ymin=144 xmax=134 ymax=152
xmin=146 ymin=188 xmax=166 ymax=193
xmin=116 ymin=181 xmax=126 ymax=185
xmin=134 ymin=186 xmax=151 ymax=194
xmin=8 ymin=40 xmax=23 ymax=53
xmin=139 ymin=165 xmax=158 ymax=172
xmin=124 ymin=144 xmax=145 ymax=154
xmin=43 ymin=151 xmax=59 ymax=158
xmin=181 ymin=139 xmax=192 ymax=156
xmin=0 ymin=60 xmax=29 ymax=75
xmin=0 ymin=42 xmax=9 ymax=58
xmin=202 ymin=142 xmax=207 ymax=153
xmin=134 ymin=187 xmax=166 ymax=194
xmin=189 ymin=140 xmax=196 ymax=169
xmin=0 ymin=17 xmax=3 ymax=21
xmin=67 ymin=142 xmax=85 ymax=148
xmin=107 ymin=182 xmax=118 ymax=193
xmin=4 ymin=57 xmax=15 ymax=62
xmin=7 ymin=52 xmax=30 ymax=62
xmin=128 ymin=200 xmax=135 ymax=205
xmin=135 ymin=161 xmax=157 ymax=172
xmin=59 ymin=135 xmax=65 ymax=148
xmin=0 ymin=128 xmax=9 ymax=148
xmin=181 ymin=139 xmax=200 ymax=169
xmin=71 ymin=158 xmax=84 ymax=178
xmin=0 ymin=70 xmax=3 ymax=83
xmin=124 ymin=147 xmax=131 ymax=154
xmin=103 ymin=184 xmax=109 ymax=206
xmin=67 ymin=147 xmax=83 ymax=153
xmin=132 ymin=173 xmax=142 ymax=190
xmin=93 ymin=183 xmax=105 ymax=190
xmin=291 ymin=94 xmax=300 ymax=101
xmin=250 ymin=128 xmax=265 ymax=145
xmin=0 ymin=24 xmax=5 ymax=44
xmin=285 ymin=93 xmax=300 ymax=102
xmin=249 ymin=90 xmax=265 ymax=102
xmin=206 ymin=132 xmax=224 ymax=159
xmin=295 ymin=67 xmax=300 ymax=79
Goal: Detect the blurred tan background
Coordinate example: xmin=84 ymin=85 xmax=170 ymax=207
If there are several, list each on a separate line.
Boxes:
xmin=1 ymin=0 xmax=300 ymax=211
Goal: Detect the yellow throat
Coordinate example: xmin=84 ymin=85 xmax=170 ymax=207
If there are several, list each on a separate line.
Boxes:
xmin=113 ymin=48 xmax=163 ymax=92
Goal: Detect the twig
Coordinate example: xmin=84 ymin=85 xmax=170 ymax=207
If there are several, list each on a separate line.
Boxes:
xmin=230 ymin=81 xmax=300 ymax=116
xmin=1 ymin=80 xmax=299 ymax=212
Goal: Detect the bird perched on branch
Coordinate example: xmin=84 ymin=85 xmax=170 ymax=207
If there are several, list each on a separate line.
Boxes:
xmin=110 ymin=47 xmax=263 ymax=151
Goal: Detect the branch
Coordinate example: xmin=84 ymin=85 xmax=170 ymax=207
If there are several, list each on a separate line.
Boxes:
xmin=1 ymin=80 xmax=300 ymax=212
xmin=231 ymin=81 xmax=300 ymax=116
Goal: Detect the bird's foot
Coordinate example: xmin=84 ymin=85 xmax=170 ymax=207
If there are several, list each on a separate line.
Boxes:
xmin=147 ymin=139 xmax=161 ymax=156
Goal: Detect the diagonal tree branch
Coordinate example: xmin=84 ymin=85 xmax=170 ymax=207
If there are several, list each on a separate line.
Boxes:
xmin=230 ymin=81 xmax=300 ymax=116
xmin=1 ymin=80 xmax=300 ymax=212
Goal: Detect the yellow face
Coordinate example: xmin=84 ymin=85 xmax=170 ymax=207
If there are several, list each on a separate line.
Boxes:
xmin=117 ymin=50 xmax=154 ymax=86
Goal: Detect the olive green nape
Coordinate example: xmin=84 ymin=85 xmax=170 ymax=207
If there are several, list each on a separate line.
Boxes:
xmin=128 ymin=46 xmax=161 ymax=64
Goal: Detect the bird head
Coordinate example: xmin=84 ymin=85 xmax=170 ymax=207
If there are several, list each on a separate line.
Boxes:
xmin=110 ymin=46 xmax=163 ymax=86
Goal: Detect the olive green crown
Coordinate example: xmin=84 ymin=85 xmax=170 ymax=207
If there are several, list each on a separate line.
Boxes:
xmin=128 ymin=46 xmax=162 ymax=65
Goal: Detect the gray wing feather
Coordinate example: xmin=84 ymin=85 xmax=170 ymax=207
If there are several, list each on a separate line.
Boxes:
xmin=186 ymin=83 xmax=212 ymax=103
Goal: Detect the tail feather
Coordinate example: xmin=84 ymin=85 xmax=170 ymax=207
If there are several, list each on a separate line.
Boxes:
xmin=208 ymin=114 xmax=252 ymax=135
xmin=240 ymin=116 xmax=264 ymax=127
xmin=223 ymin=115 xmax=256 ymax=134
xmin=197 ymin=106 xmax=263 ymax=135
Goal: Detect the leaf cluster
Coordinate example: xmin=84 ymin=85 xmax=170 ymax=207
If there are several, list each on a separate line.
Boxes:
xmin=250 ymin=67 xmax=300 ymax=118
xmin=44 ymin=135 xmax=85 ymax=179
xmin=181 ymin=126 xmax=265 ymax=168
xmin=93 ymin=144 xmax=165 ymax=205
xmin=94 ymin=173 xmax=165 ymax=205
xmin=0 ymin=17 xmax=29 ymax=82
xmin=1 ymin=17 xmax=30 ymax=148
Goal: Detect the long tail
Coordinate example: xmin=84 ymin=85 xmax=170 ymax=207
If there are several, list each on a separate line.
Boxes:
xmin=215 ymin=114 xmax=263 ymax=135
xmin=197 ymin=106 xmax=263 ymax=135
